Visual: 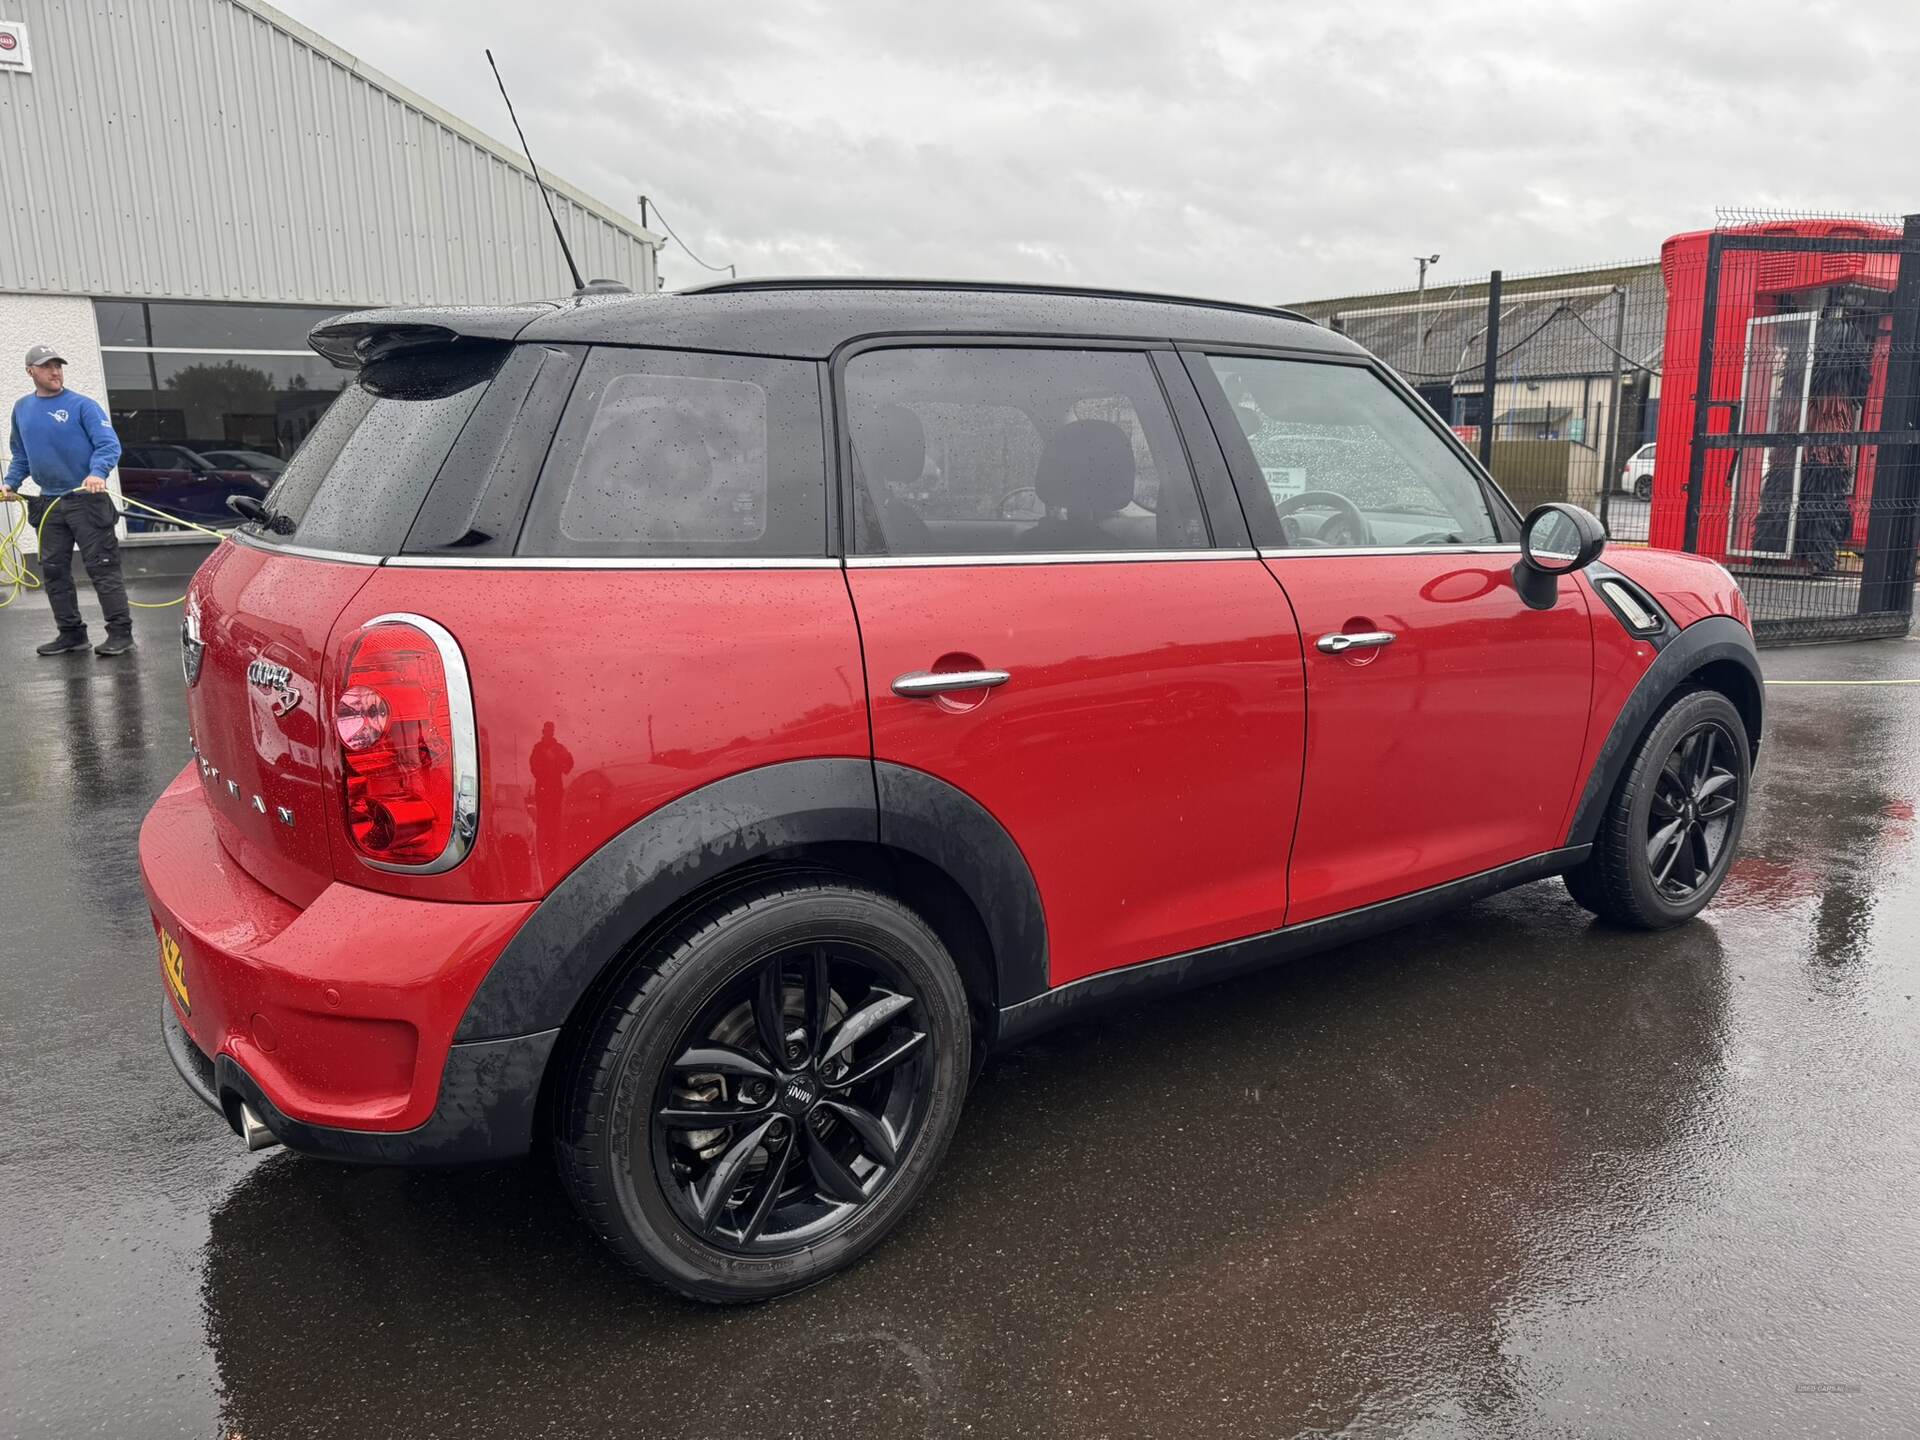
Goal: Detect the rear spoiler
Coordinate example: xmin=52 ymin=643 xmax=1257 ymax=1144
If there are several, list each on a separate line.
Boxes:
xmin=308 ymin=302 xmax=561 ymax=369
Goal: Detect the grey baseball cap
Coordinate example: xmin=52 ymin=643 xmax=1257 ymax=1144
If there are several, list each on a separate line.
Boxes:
xmin=24 ymin=344 xmax=66 ymax=367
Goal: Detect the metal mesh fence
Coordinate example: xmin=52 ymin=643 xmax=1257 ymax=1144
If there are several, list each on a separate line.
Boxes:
xmin=1286 ymin=210 xmax=1920 ymax=645
xmin=1291 ymin=259 xmax=1669 ymax=545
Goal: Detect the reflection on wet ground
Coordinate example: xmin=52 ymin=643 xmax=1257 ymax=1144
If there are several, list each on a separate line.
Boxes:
xmin=3 ymin=594 xmax=1918 ymax=1438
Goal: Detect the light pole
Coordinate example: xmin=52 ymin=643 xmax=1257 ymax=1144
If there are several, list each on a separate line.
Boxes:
xmin=1415 ymin=253 xmax=1440 ymax=367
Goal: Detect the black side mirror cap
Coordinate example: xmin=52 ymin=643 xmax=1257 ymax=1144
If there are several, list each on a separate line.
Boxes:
xmin=1514 ymin=503 xmax=1606 ymax=611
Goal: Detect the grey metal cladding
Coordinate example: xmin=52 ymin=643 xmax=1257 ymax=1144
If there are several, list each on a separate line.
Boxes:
xmin=0 ymin=0 xmax=658 ymax=305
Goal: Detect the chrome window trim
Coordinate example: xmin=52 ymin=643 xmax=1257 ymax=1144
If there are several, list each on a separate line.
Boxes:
xmin=230 ymin=530 xmax=385 ymax=566
xmin=846 ymin=549 xmax=1257 ymax=568
xmin=1259 ymin=544 xmax=1522 ymax=559
xmin=236 ymin=536 xmax=1516 ymax=568
xmin=385 ymin=554 xmax=842 ymax=570
xmin=351 ymin=613 xmax=480 ymax=876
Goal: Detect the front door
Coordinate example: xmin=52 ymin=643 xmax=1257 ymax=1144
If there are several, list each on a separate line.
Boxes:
xmin=1188 ymin=350 xmax=1595 ymax=924
xmin=841 ymin=343 xmax=1307 ymax=988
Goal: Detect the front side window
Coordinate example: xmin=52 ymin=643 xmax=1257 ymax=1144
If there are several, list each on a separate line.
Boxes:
xmin=519 ymin=348 xmax=825 ymax=559
xmin=1204 ymin=355 xmax=1502 ymax=549
xmin=846 ymin=347 xmax=1211 ymax=556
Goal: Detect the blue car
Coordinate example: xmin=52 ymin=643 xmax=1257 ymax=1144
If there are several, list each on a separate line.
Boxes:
xmin=117 ymin=444 xmax=271 ymax=530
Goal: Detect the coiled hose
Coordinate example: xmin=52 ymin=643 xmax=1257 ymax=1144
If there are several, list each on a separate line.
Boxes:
xmin=0 ymin=492 xmax=226 ymax=611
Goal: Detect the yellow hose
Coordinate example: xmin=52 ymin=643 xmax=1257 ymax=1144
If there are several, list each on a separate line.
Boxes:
xmin=0 ymin=492 xmax=228 ymax=612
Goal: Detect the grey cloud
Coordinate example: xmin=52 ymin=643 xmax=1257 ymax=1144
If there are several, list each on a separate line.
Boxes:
xmin=278 ymin=0 xmax=1920 ymax=301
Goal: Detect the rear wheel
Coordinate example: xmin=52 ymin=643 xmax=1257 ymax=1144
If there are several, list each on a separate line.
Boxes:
xmin=1634 ymin=474 xmax=1654 ymax=502
xmin=554 ymin=878 xmax=970 ymax=1303
xmin=1563 ymin=688 xmax=1750 ymax=929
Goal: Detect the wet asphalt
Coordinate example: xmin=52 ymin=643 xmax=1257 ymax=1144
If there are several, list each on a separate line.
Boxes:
xmin=3 ymin=584 xmax=1919 ymax=1439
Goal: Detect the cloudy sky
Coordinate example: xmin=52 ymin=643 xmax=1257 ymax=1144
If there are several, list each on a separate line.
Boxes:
xmin=276 ymin=0 xmax=1916 ymax=303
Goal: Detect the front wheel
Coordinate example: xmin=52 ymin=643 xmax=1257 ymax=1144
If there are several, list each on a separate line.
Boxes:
xmin=1564 ymin=687 xmax=1751 ymax=928
xmin=554 ymin=878 xmax=971 ymax=1303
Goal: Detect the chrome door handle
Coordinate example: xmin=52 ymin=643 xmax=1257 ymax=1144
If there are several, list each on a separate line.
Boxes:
xmin=1316 ymin=631 xmax=1396 ymax=654
xmin=892 ymin=669 xmax=1011 ymax=698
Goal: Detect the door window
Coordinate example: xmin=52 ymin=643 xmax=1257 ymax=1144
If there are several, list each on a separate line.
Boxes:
xmin=846 ymin=347 xmax=1212 ymax=555
xmin=1202 ymin=355 xmax=1502 ymax=550
xmin=520 ymin=348 xmax=826 ymax=559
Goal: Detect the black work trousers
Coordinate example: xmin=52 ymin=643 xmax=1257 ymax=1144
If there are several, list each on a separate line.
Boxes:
xmin=27 ymin=491 xmax=131 ymax=640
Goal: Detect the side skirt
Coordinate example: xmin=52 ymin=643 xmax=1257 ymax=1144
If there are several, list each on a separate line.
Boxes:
xmin=992 ymin=846 xmax=1590 ymax=1048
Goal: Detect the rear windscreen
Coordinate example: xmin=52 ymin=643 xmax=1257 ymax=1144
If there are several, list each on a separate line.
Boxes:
xmin=247 ymin=342 xmax=509 ymax=553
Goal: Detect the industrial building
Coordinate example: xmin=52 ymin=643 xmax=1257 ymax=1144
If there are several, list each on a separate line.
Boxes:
xmin=1 ymin=0 xmax=658 ymax=564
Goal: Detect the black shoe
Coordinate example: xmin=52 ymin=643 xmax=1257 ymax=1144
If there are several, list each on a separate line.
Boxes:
xmin=36 ymin=634 xmax=90 ymax=656
xmin=95 ymin=636 xmax=136 ymax=658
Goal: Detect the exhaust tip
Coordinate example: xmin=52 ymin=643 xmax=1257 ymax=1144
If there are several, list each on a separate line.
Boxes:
xmin=237 ymin=1102 xmax=281 ymax=1152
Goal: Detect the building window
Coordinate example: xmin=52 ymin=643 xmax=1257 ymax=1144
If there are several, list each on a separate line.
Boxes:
xmin=95 ymin=299 xmax=349 ymax=533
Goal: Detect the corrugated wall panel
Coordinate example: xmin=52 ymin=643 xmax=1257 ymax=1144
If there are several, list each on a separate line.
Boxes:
xmin=0 ymin=0 xmax=656 ymax=305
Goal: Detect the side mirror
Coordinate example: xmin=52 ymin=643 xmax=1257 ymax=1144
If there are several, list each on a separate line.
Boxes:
xmin=1514 ymin=502 xmax=1605 ymax=611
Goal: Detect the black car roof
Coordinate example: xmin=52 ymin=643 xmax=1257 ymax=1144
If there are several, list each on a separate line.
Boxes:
xmin=309 ymin=279 xmax=1357 ymax=366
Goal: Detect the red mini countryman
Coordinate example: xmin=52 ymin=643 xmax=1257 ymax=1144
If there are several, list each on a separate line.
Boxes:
xmin=143 ymin=280 xmax=1760 ymax=1302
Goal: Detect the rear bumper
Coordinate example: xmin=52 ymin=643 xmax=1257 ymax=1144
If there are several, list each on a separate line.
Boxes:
xmin=161 ymin=995 xmax=557 ymax=1164
xmin=142 ymin=763 xmax=548 ymax=1163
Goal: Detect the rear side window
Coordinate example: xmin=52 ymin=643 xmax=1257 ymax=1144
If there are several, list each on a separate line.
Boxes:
xmin=518 ymin=348 xmax=826 ymax=559
xmin=252 ymin=343 xmax=509 ymax=553
xmin=845 ymin=346 xmax=1211 ymax=556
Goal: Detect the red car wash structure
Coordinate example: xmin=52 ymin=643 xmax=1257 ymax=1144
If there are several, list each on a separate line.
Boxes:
xmin=1646 ymin=216 xmax=1920 ymax=641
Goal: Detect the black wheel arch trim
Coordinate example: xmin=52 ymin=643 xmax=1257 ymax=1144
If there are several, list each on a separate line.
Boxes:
xmin=1564 ymin=614 xmax=1762 ymax=850
xmin=454 ymin=759 xmax=1050 ymax=1044
xmin=874 ymin=763 xmax=1049 ymax=1004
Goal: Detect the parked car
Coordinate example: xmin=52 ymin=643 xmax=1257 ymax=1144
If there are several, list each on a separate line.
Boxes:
xmin=118 ymin=443 xmax=270 ymax=530
xmin=200 ymin=448 xmax=288 ymax=478
xmin=1620 ymin=441 xmax=1655 ymax=501
xmin=142 ymin=280 xmax=1761 ymax=1304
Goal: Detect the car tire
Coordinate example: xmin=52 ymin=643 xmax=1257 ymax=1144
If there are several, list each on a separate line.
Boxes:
xmin=553 ymin=876 xmax=971 ymax=1304
xmin=1634 ymin=475 xmax=1654 ymax=502
xmin=1563 ymin=687 xmax=1751 ymax=930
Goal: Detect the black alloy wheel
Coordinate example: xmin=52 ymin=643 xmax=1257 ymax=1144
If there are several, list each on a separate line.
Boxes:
xmin=555 ymin=878 xmax=970 ymax=1303
xmin=1645 ymin=720 xmax=1742 ymax=902
xmin=1563 ymin=686 xmax=1752 ymax=929
xmin=652 ymin=944 xmax=931 ymax=1253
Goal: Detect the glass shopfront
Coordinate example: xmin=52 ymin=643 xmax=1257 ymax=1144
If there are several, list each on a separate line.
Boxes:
xmin=96 ymin=299 xmax=350 ymax=533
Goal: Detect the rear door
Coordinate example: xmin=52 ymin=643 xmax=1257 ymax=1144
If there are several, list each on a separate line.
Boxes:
xmin=841 ymin=343 xmax=1306 ymax=988
xmin=347 ymin=342 xmax=869 ymax=904
xmin=185 ymin=341 xmax=523 ymax=905
xmin=1187 ymin=350 xmax=1594 ymax=923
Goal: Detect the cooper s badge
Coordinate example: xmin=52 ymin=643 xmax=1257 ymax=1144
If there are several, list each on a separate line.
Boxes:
xmin=247 ymin=658 xmax=301 ymax=717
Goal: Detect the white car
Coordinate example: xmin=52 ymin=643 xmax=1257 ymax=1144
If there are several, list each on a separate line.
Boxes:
xmin=1619 ymin=442 xmax=1655 ymax=501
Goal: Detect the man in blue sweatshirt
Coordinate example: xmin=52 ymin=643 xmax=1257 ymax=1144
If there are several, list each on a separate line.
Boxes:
xmin=1 ymin=344 xmax=133 ymax=656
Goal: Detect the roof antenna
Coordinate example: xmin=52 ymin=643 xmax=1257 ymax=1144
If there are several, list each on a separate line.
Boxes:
xmin=486 ymin=48 xmax=624 ymax=296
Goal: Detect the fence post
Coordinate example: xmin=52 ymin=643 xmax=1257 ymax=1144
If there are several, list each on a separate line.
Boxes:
xmin=1858 ymin=213 xmax=1920 ymax=617
xmin=1682 ymin=233 xmax=1725 ymax=553
xmin=1478 ymin=270 xmax=1502 ymax=471
xmin=1598 ymin=284 xmax=1627 ymax=532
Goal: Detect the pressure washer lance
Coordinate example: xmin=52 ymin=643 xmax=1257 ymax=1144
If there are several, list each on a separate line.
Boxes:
xmin=0 ymin=491 xmax=226 ymax=612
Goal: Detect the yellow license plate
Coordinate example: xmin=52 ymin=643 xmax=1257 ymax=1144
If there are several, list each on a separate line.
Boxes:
xmin=159 ymin=928 xmax=190 ymax=1014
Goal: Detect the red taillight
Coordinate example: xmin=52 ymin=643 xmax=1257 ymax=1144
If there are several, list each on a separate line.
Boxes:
xmin=336 ymin=619 xmax=474 ymax=869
